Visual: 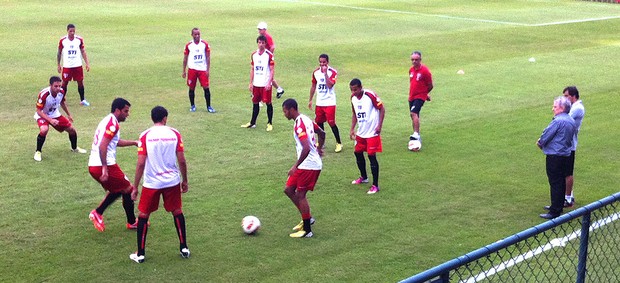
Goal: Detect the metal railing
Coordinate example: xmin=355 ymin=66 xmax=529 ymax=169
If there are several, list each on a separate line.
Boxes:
xmin=400 ymin=192 xmax=620 ymax=283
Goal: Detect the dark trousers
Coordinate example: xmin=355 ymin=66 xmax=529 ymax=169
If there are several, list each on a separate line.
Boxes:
xmin=546 ymin=155 xmax=569 ymax=215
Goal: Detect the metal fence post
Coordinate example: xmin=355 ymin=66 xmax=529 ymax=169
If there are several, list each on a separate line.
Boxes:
xmin=576 ymin=212 xmax=591 ymax=283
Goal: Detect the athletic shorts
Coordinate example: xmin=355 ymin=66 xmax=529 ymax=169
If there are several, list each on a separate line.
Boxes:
xmin=566 ymin=151 xmax=576 ymax=176
xmin=187 ymin=69 xmax=209 ymax=89
xmin=138 ymin=183 xmax=182 ymax=214
xmin=286 ymin=169 xmax=321 ymax=192
xmin=252 ymin=86 xmax=272 ymax=104
xmin=315 ymin=105 xmax=337 ymax=126
xmin=62 ymin=67 xmax=84 ymax=82
xmin=354 ymin=135 xmax=383 ymax=155
xmin=37 ymin=116 xmax=72 ymax=132
xmin=409 ymin=99 xmax=425 ymax=114
xmin=89 ymin=164 xmax=132 ymax=193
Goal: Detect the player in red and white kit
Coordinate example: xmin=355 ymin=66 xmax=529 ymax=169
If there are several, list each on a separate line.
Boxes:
xmin=282 ymin=98 xmax=325 ymax=238
xmin=349 ymin=79 xmax=385 ymax=195
xmin=33 ymin=76 xmax=87 ymax=162
xmin=57 ymin=24 xmax=91 ymax=106
xmin=130 ymin=106 xmax=189 ymax=263
xmin=308 ymin=54 xmax=343 ymax=153
xmin=88 ymin=98 xmax=139 ymax=232
xmin=242 ymin=35 xmax=276 ymax=131
xmin=408 ymin=51 xmax=433 ymax=144
xmin=182 ymin=27 xmax=215 ymax=113
xmin=257 ymin=22 xmax=285 ymax=98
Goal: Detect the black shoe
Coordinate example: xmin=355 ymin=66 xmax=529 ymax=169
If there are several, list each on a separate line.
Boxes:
xmin=276 ymin=88 xmax=284 ymax=99
xmin=539 ymin=213 xmax=560 ymax=220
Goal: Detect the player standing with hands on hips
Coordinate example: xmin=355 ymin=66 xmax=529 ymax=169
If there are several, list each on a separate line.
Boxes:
xmin=349 ymin=79 xmax=385 ymax=194
xmin=408 ymin=51 xmax=433 ymax=146
xmin=130 ymin=106 xmax=190 ymax=263
xmin=57 ymin=24 xmax=91 ymax=106
xmin=182 ymin=27 xmax=215 ymax=113
xmin=282 ymin=98 xmax=325 ymax=238
xmin=308 ymin=54 xmax=343 ymax=153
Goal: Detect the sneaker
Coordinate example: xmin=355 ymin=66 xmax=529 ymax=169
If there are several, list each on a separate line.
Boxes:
xmin=190 ymin=105 xmax=196 ymax=112
xmin=410 ymin=132 xmax=420 ymax=141
xmin=207 ymin=106 xmax=216 ymax=113
xmin=289 ymin=230 xmax=313 ymax=238
xmin=89 ymin=209 xmax=105 ymax=232
xmin=564 ymin=200 xmax=574 ymax=208
xmin=180 ymin=248 xmax=191 ymax=258
xmin=335 ymin=143 xmax=343 ymax=153
xmin=276 ymin=87 xmax=285 ymax=99
xmin=126 ymin=220 xmax=150 ymax=230
xmin=34 ymin=151 xmax=42 ymax=162
xmin=80 ymin=100 xmax=90 ymax=106
xmin=292 ymin=217 xmax=316 ymax=231
xmin=71 ymin=147 xmax=87 ymax=154
xmin=351 ymin=177 xmax=369 ymax=185
xmin=129 ymin=253 xmax=145 ymax=263
xmin=266 ymin=123 xmax=273 ymax=132
xmin=367 ymin=185 xmax=380 ymax=194
xmin=241 ymin=123 xmax=256 ymax=128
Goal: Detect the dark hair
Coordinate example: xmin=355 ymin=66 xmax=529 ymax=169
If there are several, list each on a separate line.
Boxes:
xmin=111 ymin=98 xmax=131 ymax=113
xmin=412 ymin=51 xmax=422 ymax=57
xmin=349 ymin=78 xmax=362 ymax=87
xmin=563 ymin=86 xmax=579 ymax=99
xmin=282 ymin=98 xmax=298 ymax=110
xmin=319 ymin=54 xmax=329 ymax=62
xmin=191 ymin=27 xmax=199 ymax=34
xmin=257 ymin=35 xmax=267 ymax=43
xmin=151 ymin=106 xmax=168 ymax=123
xmin=67 ymin=24 xmax=75 ymax=30
xmin=49 ymin=76 xmax=62 ymax=85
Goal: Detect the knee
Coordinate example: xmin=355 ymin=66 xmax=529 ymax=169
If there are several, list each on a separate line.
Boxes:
xmin=172 ymin=208 xmax=183 ymax=216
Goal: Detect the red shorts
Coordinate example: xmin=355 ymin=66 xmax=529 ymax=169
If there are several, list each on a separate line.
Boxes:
xmin=286 ymin=169 xmax=321 ymax=192
xmin=138 ymin=184 xmax=182 ymax=214
xmin=354 ymin=135 xmax=383 ymax=155
xmin=37 ymin=116 xmax=72 ymax=132
xmin=89 ymin=164 xmax=132 ymax=193
xmin=62 ymin=67 xmax=84 ymax=82
xmin=315 ymin=105 xmax=337 ymax=126
xmin=186 ymin=69 xmax=209 ymax=89
xmin=252 ymin=86 xmax=272 ymax=104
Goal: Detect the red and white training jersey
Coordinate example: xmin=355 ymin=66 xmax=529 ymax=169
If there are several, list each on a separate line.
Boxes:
xmin=293 ymin=114 xmax=322 ymax=170
xmin=59 ymin=35 xmax=85 ymax=68
xmin=184 ymin=39 xmax=210 ymax=71
xmin=137 ymin=125 xmax=185 ymax=189
xmin=89 ymin=113 xmax=121 ymax=166
xmin=312 ymin=66 xmax=338 ymax=107
xmin=251 ymin=49 xmax=274 ymax=87
xmin=34 ymin=87 xmax=65 ymax=120
xmin=351 ymin=89 xmax=384 ymax=138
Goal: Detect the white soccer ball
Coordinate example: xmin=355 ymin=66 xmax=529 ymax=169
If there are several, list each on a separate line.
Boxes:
xmin=408 ymin=140 xmax=421 ymax=152
xmin=241 ymin=215 xmax=261 ymax=234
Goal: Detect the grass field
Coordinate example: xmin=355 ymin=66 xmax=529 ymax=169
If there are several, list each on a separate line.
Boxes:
xmin=1 ymin=0 xmax=619 ymax=282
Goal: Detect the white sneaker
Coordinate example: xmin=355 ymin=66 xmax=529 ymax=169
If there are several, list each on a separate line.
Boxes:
xmin=71 ymin=147 xmax=87 ymax=154
xmin=34 ymin=151 xmax=42 ymax=162
xmin=180 ymin=248 xmax=191 ymax=258
xmin=129 ymin=253 xmax=145 ymax=263
xmin=80 ymin=100 xmax=90 ymax=106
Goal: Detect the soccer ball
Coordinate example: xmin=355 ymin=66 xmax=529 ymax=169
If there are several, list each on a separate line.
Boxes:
xmin=241 ymin=215 xmax=261 ymax=234
xmin=408 ymin=140 xmax=421 ymax=152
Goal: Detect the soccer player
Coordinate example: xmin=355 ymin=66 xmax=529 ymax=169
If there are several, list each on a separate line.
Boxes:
xmin=257 ymin=21 xmax=285 ymax=98
xmin=242 ymin=35 xmax=276 ymax=131
xmin=562 ymin=86 xmax=585 ymax=207
xmin=349 ymin=78 xmax=385 ymax=194
xmin=182 ymin=27 xmax=215 ymax=113
xmin=88 ymin=98 xmax=139 ymax=232
xmin=308 ymin=54 xmax=343 ymax=153
xmin=130 ymin=106 xmax=189 ymax=263
xmin=57 ymin=24 xmax=91 ymax=106
xmin=33 ymin=76 xmax=87 ymax=162
xmin=282 ymin=98 xmax=325 ymax=238
xmin=408 ymin=51 xmax=433 ymax=144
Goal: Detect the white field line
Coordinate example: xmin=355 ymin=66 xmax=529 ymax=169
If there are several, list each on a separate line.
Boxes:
xmin=460 ymin=212 xmax=620 ymax=283
xmin=275 ymin=0 xmax=620 ymax=27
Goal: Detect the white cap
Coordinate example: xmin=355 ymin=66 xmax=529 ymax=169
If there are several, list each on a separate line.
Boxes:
xmin=257 ymin=22 xmax=268 ymax=29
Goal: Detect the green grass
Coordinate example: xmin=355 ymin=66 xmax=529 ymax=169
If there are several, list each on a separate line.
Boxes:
xmin=1 ymin=0 xmax=619 ymax=282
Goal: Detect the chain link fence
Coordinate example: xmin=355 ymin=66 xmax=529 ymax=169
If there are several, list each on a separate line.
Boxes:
xmin=400 ymin=192 xmax=620 ymax=283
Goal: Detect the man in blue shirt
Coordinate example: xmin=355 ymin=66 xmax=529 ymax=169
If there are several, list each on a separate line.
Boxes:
xmin=537 ymin=96 xmax=576 ymax=219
